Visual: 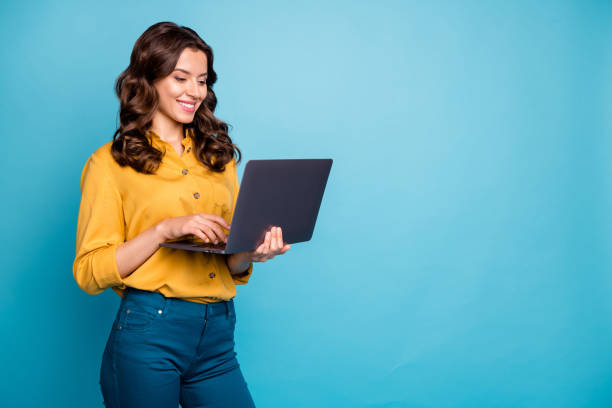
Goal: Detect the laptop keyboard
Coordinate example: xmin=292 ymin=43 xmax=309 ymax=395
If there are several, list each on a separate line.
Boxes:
xmin=186 ymin=240 xmax=227 ymax=250
xmin=168 ymin=238 xmax=227 ymax=250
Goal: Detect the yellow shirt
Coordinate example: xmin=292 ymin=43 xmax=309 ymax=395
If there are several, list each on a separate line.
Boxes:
xmin=72 ymin=127 xmax=253 ymax=304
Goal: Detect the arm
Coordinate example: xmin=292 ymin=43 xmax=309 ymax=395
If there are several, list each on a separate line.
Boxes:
xmin=115 ymin=223 xmax=167 ymax=278
xmin=226 ymin=251 xmax=252 ymax=277
xmin=73 ymin=154 xmax=174 ymax=294
xmin=72 ymin=154 xmax=127 ymax=294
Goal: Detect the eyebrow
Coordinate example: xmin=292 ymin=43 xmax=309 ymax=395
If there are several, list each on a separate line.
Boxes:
xmin=174 ymin=68 xmax=208 ymax=77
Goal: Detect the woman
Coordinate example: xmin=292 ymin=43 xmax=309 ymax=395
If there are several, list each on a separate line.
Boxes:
xmin=72 ymin=21 xmax=289 ymax=407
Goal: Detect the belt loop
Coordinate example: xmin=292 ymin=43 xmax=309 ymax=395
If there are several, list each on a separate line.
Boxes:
xmin=224 ymin=301 xmax=229 ymax=317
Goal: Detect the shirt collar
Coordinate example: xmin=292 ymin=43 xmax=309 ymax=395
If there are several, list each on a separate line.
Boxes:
xmin=146 ymin=127 xmax=193 ymax=150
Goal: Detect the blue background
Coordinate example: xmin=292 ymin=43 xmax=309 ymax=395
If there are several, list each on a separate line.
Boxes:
xmin=1 ymin=0 xmax=611 ymax=407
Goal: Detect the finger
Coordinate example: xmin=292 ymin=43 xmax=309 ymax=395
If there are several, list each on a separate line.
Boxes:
xmin=207 ymin=221 xmax=228 ymax=243
xmin=278 ymin=226 xmax=284 ymax=248
xmin=187 ymin=220 xmax=209 ymax=242
xmin=269 ymin=227 xmax=279 ymax=252
xmin=253 ymin=229 xmax=272 ymax=261
xmin=197 ymin=218 xmax=227 ymax=243
xmin=274 ymin=227 xmax=282 ymax=252
xmin=252 ymin=241 xmax=266 ymax=261
xmin=263 ymin=230 xmax=271 ymax=254
xmin=190 ymin=226 xmax=210 ymax=243
xmin=193 ymin=230 xmax=210 ymax=243
xmin=254 ymin=235 xmax=267 ymax=253
xmin=199 ymin=213 xmax=231 ymax=231
xmin=198 ymin=212 xmax=230 ymax=230
xmin=195 ymin=224 xmax=216 ymax=243
xmin=280 ymin=244 xmax=291 ymax=254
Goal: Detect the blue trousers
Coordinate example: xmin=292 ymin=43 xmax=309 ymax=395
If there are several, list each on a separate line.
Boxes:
xmin=100 ymin=287 xmax=256 ymax=407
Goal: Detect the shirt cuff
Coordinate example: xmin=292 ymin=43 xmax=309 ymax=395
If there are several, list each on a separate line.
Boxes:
xmin=92 ymin=244 xmax=126 ymax=290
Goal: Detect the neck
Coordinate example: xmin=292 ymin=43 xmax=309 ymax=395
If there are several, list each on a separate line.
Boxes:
xmin=150 ymin=113 xmax=184 ymax=144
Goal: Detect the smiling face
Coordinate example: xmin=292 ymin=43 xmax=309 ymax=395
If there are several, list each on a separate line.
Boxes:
xmin=152 ymin=47 xmax=208 ymax=125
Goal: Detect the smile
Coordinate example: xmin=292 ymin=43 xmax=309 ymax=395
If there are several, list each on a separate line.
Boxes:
xmin=177 ymin=101 xmax=195 ymax=112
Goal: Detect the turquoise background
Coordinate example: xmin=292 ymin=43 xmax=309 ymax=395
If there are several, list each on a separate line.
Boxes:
xmin=1 ymin=0 xmax=611 ymax=406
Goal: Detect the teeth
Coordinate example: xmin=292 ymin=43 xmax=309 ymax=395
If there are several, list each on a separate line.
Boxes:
xmin=178 ymin=101 xmax=195 ymax=108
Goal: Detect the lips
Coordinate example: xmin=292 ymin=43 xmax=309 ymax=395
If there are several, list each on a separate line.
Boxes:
xmin=177 ymin=100 xmax=196 ymax=112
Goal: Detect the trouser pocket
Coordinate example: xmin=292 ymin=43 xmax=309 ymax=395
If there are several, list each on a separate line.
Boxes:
xmin=117 ymin=289 xmax=169 ymax=333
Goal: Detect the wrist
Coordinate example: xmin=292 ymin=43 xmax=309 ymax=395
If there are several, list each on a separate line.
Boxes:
xmin=226 ymin=252 xmax=252 ymax=275
xmin=154 ymin=220 xmax=168 ymax=243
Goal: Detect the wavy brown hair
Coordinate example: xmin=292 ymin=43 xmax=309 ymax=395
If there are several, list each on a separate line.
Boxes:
xmin=110 ymin=21 xmax=241 ymax=174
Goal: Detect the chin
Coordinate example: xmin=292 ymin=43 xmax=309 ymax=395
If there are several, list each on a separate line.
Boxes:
xmin=174 ymin=112 xmax=196 ymax=123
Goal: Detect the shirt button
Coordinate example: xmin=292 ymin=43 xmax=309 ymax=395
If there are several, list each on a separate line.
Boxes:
xmin=209 ymin=272 xmax=216 ymax=279
xmin=194 ymin=192 xmax=200 ymax=199
xmin=182 ymin=168 xmax=188 ymax=175
xmin=158 ymin=309 xmax=163 ymax=314
xmin=126 ymin=309 xmax=131 ymax=314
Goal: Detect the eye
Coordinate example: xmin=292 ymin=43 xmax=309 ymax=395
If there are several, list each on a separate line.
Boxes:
xmin=174 ymin=76 xmax=186 ymax=82
xmin=199 ymin=80 xmax=207 ymax=86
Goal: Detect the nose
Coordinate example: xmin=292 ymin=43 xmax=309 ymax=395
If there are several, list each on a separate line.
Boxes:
xmin=186 ymin=79 xmax=204 ymax=100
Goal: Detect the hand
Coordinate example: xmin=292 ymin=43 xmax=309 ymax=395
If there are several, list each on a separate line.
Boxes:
xmin=246 ymin=226 xmax=291 ymax=263
xmin=157 ymin=213 xmax=230 ymax=244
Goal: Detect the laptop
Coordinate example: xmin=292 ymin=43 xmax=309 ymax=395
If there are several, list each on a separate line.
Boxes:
xmin=159 ymin=158 xmax=333 ymax=254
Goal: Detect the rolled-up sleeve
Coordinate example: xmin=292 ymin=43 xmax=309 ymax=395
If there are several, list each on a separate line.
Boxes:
xmin=228 ymin=159 xmax=253 ymax=285
xmin=72 ymin=153 xmax=127 ymax=295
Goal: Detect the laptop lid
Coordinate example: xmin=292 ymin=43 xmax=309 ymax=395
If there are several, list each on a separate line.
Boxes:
xmin=159 ymin=158 xmax=333 ymax=254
